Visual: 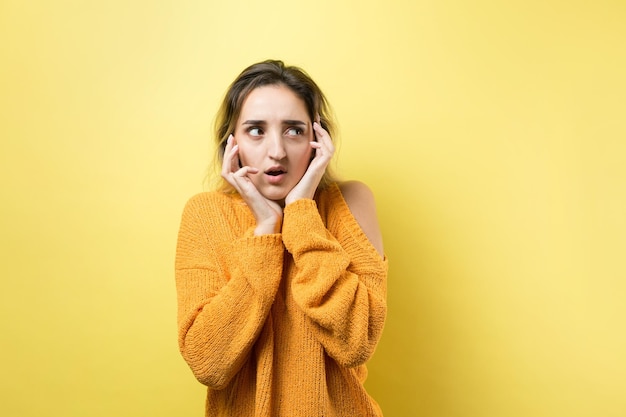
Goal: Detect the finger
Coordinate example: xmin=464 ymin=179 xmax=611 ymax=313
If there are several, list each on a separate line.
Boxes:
xmin=312 ymin=123 xmax=334 ymax=154
xmin=312 ymin=122 xmax=322 ymax=145
xmin=221 ymin=135 xmax=237 ymax=176
xmin=306 ymin=141 xmax=319 ymax=161
xmin=235 ymin=166 xmax=259 ymax=177
xmin=230 ymin=166 xmax=259 ymax=189
xmin=307 ymin=144 xmax=332 ymax=177
xmin=230 ymin=144 xmax=241 ymax=173
xmin=226 ymin=166 xmax=250 ymax=195
xmin=223 ymin=139 xmax=242 ymax=176
xmin=225 ymin=134 xmax=234 ymax=150
xmin=223 ymin=134 xmax=235 ymax=160
xmin=313 ymin=122 xmax=330 ymax=142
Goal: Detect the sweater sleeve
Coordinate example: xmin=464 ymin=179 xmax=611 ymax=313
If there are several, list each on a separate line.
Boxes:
xmin=281 ymin=197 xmax=388 ymax=368
xmin=175 ymin=194 xmax=284 ymax=389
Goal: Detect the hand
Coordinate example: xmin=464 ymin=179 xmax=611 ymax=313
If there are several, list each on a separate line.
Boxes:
xmin=284 ymin=120 xmax=335 ymax=205
xmin=221 ymin=135 xmax=283 ymax=235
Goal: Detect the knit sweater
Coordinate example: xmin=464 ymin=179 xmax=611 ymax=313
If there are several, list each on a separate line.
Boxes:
xmin=175 ymin=182 xmax=388 ymax=416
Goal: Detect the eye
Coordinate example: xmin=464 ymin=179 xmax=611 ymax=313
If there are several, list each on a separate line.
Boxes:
xmin=247 ymin=127 xmax=263 ymax=137
xmin=285 ymin=127 xmax=304 ymax=136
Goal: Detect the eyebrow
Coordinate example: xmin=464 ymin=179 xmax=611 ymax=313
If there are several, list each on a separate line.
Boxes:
xmin=242 ymin=120 xmax=308 ymax=126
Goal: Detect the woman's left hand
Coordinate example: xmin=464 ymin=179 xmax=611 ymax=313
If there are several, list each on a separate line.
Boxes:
xmin=284 ymin=120 xmax=335 ymax=205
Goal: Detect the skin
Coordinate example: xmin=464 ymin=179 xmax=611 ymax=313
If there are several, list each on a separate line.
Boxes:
xmin=221 ymin=84 xmax=384 ymax=257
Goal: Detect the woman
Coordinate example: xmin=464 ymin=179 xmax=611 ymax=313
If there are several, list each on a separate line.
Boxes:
xmin=175 ymin=59 xmax=388 ymax=416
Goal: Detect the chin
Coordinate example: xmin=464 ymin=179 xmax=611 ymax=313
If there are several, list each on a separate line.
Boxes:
xmin=260 ymin=188 xmax=289 ymax=203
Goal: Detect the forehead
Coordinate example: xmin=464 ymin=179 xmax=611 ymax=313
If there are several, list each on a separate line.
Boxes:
xmin=239 ymin=85 xmax=309 ymax=121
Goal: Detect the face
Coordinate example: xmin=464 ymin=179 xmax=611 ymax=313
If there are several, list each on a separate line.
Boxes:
xmin=234 ymin=84 xmax=314 ymax=204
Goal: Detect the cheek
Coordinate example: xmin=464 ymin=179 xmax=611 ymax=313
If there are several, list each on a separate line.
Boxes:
xmin=238 ymin=150 xmax=247 ymax=165
xmin=236 ymin=144 xmax=254 ymax=166
xmin=294 ymin=146 xmax=313 ymax=173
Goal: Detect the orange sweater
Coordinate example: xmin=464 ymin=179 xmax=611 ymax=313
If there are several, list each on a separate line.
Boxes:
xmin=175 ymin=183 xmax=388 ymax=416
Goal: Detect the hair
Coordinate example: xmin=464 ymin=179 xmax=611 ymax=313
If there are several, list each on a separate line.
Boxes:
xmin=210 ymin=59 xmax=339 ymax=192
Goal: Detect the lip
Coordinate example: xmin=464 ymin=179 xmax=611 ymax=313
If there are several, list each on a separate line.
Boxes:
xmin=265 ymin=165 xmax=286 ymax=173
xmin=264 ymin=166 xmax=287 ymax=185
xmin=265 ymin=172 xmax=286 ymax=185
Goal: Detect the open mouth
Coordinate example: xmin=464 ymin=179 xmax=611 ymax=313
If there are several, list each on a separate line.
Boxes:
xmin=265 ymin=168 xmax=286 ymax=176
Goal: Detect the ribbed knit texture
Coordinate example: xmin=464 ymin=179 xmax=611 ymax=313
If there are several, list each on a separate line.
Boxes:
xmin=175 ymin=183 xmax=388 ymax=416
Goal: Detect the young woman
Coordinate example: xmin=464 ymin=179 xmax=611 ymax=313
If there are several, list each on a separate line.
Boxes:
xmin=175 ymin=60 xmax=388 ymax=416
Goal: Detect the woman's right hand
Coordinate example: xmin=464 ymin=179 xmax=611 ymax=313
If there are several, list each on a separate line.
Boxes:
xmin=221 ymin=135 xmax=283 ymax=235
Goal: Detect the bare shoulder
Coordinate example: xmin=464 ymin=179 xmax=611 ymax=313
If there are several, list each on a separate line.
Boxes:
xmin=339 ymin=180 xmax=376 ymax=205
xmin=338 ymin=181 xmax=384 ymax=256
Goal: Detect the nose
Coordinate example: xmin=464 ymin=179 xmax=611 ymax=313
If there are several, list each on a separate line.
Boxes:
xmin=267 ymin=131 xmax=287 ymax=160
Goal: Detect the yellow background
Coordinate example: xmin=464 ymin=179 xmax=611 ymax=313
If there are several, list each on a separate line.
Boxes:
xmin=1 ymin=0 xmax=625 ymax=416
